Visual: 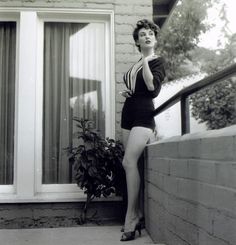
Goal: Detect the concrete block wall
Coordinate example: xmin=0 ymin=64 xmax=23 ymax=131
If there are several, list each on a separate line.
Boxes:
xmin=144 ymin=125 xmax=236 ymax=245
xmin=0 ymin=0 xmax=153 ymax=140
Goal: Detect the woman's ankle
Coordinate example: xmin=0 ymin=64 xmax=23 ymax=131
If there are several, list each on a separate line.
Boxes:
xmin=124 ymin=214 xmax=139 ymax=229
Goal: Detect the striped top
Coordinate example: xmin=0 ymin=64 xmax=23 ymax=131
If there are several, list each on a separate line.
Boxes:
xmin=123 ymin=60 xmax=143 ymax=93
xmin=123 ymin=57 xmax=166 ymax=99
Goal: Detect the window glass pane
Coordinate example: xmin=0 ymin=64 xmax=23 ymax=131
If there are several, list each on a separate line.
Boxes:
xmin=43 ymin=22 xmax=105 ymax=184
xmin=0 ymin=22 xmax=16 ymax=185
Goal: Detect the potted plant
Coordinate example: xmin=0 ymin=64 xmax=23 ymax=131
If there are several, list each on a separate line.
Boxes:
xmin=66 ymin=118 xmax=125 ymax=224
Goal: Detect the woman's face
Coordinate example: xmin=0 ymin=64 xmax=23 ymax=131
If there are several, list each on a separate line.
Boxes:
xmin=136 ymin=28 xmax=157 ymax=51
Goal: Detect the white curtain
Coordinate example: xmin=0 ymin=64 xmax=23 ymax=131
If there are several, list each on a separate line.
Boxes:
xmin=0 ymin=22 xmax=16 ymax=185
xmin=43 ymin=22 xmax=105 ymax=184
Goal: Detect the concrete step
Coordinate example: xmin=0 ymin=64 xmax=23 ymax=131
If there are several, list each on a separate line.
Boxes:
xmin=0 ymin=226 xmax=159 ymax=245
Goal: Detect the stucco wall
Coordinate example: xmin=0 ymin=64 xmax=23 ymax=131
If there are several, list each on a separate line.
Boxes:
xmin=145 ymin=125 xmax=236 ymax=245
xmin=154 ymin=73 xmax=207 ymax=139
xmin=0 ymin=0 xmax=153 ymax=140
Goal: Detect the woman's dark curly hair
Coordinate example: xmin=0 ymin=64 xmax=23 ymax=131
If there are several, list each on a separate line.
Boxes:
xmin=133 ymin=19 xmax=160 ymax=52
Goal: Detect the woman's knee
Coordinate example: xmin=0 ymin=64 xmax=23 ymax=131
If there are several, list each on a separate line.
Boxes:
xmin=122 ymin=155 xmax=136 ymax=170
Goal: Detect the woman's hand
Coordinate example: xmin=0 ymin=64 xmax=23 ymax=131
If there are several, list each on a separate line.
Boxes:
xmin=143 ymin=54 xmax=158 ymax=63
xmin=119 ymin=90 xmax=133 ymax=98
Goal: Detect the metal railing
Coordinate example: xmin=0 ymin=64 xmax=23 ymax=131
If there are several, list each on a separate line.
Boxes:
xmin=153 ymin=63 xmax=236 ymax=135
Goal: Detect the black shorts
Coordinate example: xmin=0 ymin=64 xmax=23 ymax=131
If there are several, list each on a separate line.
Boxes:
xmin=121 ymin=97 xmax=155 ymax=131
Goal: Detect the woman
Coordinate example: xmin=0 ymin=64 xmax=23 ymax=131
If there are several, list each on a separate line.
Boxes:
xmin=120 ymin=19 xmax=166 ymax=241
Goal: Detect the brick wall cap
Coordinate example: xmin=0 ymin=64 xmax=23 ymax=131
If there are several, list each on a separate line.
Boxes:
xmin=148 ymin=124 xmax=236 ymax=146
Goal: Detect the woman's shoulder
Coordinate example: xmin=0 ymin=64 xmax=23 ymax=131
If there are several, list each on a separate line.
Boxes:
xmin=149 ymin=56 xmax=165 ymax=67
xmin=154 ymin=55 xmax=165 ymax=62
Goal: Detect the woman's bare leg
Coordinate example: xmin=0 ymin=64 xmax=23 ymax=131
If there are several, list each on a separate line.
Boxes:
xmin=122 ymin=126 xmax=153 ymax=231
xmin=122 ymin=128 xmax=130 ymax=149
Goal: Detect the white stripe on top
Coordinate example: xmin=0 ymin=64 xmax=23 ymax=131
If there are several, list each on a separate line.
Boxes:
xmin=123 ymin=60 xmax=143 ymax=93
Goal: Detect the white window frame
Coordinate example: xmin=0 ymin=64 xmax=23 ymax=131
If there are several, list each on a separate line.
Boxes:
xmin=0 ymin=8 xmax=115 ymax=203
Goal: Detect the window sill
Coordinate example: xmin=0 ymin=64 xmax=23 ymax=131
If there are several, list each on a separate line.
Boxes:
xmin=0 ymin=192 xmax=122 ymax=203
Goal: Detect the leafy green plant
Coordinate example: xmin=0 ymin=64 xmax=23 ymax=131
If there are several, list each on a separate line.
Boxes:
xmin=190 ymin=35 xmax=236 ymax=130
xmin=66 ymin=118 xmax=125 ymax=224
xmin=157 ymin=0 xmax=218 ymax=81
xmin=190 ymin=78 xmax=236 ymax=130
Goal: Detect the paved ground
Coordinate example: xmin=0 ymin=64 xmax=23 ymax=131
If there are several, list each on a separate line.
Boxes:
xmin=0 ymin=226 xmax=158 ymax=245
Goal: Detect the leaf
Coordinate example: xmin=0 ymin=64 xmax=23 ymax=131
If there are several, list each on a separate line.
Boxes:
xmin=88 ymin=166 xmax=98 ymax=177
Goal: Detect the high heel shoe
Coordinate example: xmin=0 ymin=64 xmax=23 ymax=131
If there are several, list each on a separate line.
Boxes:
xmin=120 ymin=217 xmax=145 ymax=232
xmin=120 ymin=222 xmax=142 ymax=242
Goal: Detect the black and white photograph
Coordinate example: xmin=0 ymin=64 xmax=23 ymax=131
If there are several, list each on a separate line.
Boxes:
xmin=0 ymin=0 xmax=235 ymax=244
